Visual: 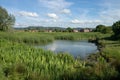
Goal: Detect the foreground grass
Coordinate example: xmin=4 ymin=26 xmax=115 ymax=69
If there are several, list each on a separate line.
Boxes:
xmin=0 ymin=39 xmax=83 ymax=79
xmin=0 ymin=31 xmax=120 ymax=80
xmin=0 ymin=39 xmax=74 ymax=80
xmin=0 ymin=39 xmax=118 ymax=80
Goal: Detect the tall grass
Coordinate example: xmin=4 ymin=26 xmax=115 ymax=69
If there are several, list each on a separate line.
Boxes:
xmin=96 ymin=40 xmax=120 ymax=78
xmin=0 ymin=32 xmax=119 ymax=80
xmin=0 ymin=32 xmax=54 ymax=45
xmin=0 ymin=38 xmax=118 ymax=80
xmin=0 ymin=39 xmax=75 ymax=80
xmin=0 ymin=32 xmax=111 ymax=45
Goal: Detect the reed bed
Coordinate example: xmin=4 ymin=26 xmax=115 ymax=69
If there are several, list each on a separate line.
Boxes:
xmin=0 ymin=31 xmax=119 ymax=80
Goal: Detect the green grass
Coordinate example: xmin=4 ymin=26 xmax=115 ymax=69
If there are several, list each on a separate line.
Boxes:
xmin=0 ymin=32 xmax=54 ymax=45
xmin=0 ymin=39 xmax=118 ymax=80
xmin=98 ymin=40 xmax=120 ymax=59
xmin=0 ymin=32 xmax=111 ymax=45
xmin=0 ymin=31 xmax=119 ymax=80
xmin=95 ymin=39 xmax=120 ymax=78
xmin=0 ymin=39 xmax=75 ymax=80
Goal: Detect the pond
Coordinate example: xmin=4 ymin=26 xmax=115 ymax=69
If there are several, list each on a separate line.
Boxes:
xmin=36 ymin=40 xmax=98 ymax=58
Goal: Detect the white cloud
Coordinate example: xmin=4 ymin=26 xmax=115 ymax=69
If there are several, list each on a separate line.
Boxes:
xmin=71 ymin=19 xmax=102 ymax=24
xmin=100 ymin=0 xmax=120 ymax=9
xmin=98 ymin=9 xmax=120 ymax=26
xmin=39 ymin=0 xmax=73 ymax=11
xmin=61 ymin=9 xmax=71 ymax=14
xmin=100 ymin=9 xmax=120 ymax=21
xmin=14 ymin=23 xmax=28 ymax=28
xmin=47 ymin=13 xmax=58 ymax=19
xmin=87 ymin=20 xmax=102 ymax=23
xmin=18 ymin=11 xmax=39 ymax=17
xmin=98 ymin=0 xmax=120 ymax=25
xmin=12 ymin=0 xmax=120 ymax=28
xmin=71 ymin=19 xmax=81 ymax=24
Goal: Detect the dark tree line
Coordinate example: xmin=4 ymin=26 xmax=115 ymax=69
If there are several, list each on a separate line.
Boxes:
xmin=95 ymin=20 xmax=120 ymax=40
xmin=112 ymin=21 xmax=120 ymax=39
xmin=112 ymin=21 xmax=120 ymax=36
xmin=95 ymin=25 xmax=112 ymax=34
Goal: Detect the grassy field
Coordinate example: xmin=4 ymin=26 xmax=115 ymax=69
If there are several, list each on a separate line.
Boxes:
xmin=0 ymin=32 xmax=111 ymax=45
xmin=0 ymin=32 xmax=120 ymax=80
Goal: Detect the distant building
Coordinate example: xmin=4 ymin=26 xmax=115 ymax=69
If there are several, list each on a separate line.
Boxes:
xmin=45 ymin=30 xmax=52 ymax=32
xmin=73 ymin=29 xmax=79 ymax=32
xmin=28 ymin=30 xmax=39 ymax=32
xmin=48 ymin=30 xmax=52 ymax=32
xmin=80 ymin=29 xmax=90 ymax=32
xmin=15 ymin=30 xmax=25 ymax=32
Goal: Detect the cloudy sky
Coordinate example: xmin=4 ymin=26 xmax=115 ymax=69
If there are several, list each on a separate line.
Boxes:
xmin=0 ymin=0 xmax=120 ymax=28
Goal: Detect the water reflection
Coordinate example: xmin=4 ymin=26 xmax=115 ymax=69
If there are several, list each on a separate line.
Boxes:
xmin=37 ymin=40 xmax=98 ymax=58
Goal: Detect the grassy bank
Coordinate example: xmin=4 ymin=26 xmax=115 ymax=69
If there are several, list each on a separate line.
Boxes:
xmin=0 ymin=39 xmax=118 ymax=80
xmin=0 ymin=32 xmax=54 ymax=45
xmin=98 ymin=40 xmax=120 ymax=73
xmin=1 ymin=31 xmax=120 ymax=80
xmin=0 ymin=32 xmax=111 ymax=45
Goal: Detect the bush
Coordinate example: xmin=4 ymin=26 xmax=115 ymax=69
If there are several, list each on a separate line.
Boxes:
xmin=112 ymin=21 xmax=120 ymax=35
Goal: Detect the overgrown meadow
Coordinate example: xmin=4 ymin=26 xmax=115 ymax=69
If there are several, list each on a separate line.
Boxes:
xmin=0 ymin=32 xmax=120 ymax=80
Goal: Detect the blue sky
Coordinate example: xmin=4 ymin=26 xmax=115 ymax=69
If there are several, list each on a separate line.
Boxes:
xmin=0 ymin=0 xmax=120 ymax=28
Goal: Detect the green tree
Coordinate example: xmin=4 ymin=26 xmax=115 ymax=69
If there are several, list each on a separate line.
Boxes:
xmin=0 ymin=6 xmax=15 ymax=31
xmin=112 ymin=20 xmax=120 ymax=35
xmin=95 ymin=25 xmax=112 ymax=34
xmin=66 ymin=27 xmax=73 ymax=32
xmin=95 ymin=25 xmax=106 ymax=33
xmin=103 ymin=26 xmax=112 ymax=34
xmin=54 ymin=29 xmax=61 ymax=32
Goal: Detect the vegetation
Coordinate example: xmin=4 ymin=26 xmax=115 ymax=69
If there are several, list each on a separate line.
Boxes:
xmin=112 ymin=21 xmax=120 ymax=39
xmin=95 ymin=24 xmax=112 ymax=34
xmin=0 ymin=38 xmax=119 ymax=80
xmin=0 ymin=32 xmax=111 ymax=45
xmin=0 ymin=6 xmax=15 ymax=31
xmin=0 ymin=30 xmax=120 ymax=80
xmin=112 ymin=21 xmax=120 ymax=35
xmin=65 ymin=27 xmax=73 ymax=32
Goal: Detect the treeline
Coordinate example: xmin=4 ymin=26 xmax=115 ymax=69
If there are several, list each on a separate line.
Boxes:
xmin=15 ymin=26 xmax=66 ymax=32
xmin=94 ymin=20 xmax=120 ymax=40
xmin=94 ymin=25 xmax=112 ymax=34
xmin=15 ymin=26 xmax=93 ymax=32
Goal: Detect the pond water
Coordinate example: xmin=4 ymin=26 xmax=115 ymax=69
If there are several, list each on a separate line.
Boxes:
xmin=37 ymin=40 xmax=98 ymax=58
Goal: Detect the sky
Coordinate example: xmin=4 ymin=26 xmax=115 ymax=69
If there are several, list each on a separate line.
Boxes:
xmin=0 ymin=0 xmax=120 ymax=28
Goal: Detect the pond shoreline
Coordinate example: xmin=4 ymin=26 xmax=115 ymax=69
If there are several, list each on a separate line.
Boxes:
xmin=36 ymin=40 xmax=98 ymax=59
xmin=87 ymin=38 xmax=106 ymax=62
